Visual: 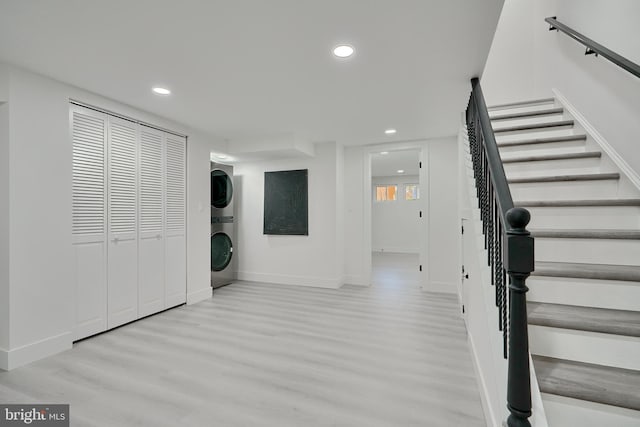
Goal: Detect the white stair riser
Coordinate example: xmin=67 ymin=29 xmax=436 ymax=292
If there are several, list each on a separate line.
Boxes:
xmin=542 ymin=393 xmax=640 ymax=427
xmin=535 ymin=237 xmax=640 ymax=266
xmin=510 ymin=179 xmax=619 ymax=201
xmin=525 ymin=206 xmax=640 ymax=230
xmin=528 ymin=276 xmax=640 ymax=311
xmin=494 ymin=125 xmax=575 ymax=138
xmin=488 ymin=102 xmax=557 ymax=116
xmin=491 ymin=114 xmax=566 ymax=129
xmin=498 ymin=141 xmax=586 ymax=156
xmin=496 ymin=128 xmax=577 ymax=142
xmin=530 ymin=325 xmax=640 ymax=370
xmin=503 ymin=157 xmax=601 ymax=177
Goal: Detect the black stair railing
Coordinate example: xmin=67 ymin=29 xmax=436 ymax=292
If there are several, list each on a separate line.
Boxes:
xmin=465 ymin=77 xmax=535 ymax=427
xmin=546 ymin=16 xmax=640 ymax=79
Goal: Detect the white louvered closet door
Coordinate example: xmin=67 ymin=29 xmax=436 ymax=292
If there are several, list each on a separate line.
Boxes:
xmin=138 ymin=126 xmax=165 ymax=317
xmin=107 ymin=116 xmax=139 ymax=328
xmin=71 ymin=106 xmax=108 ymax=340
xmin=164 ymin=134 xmax=187 ymax=307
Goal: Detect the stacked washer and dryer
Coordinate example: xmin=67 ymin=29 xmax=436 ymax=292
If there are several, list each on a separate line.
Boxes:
xmin=210 ymin=162 xmax=237 ymax=288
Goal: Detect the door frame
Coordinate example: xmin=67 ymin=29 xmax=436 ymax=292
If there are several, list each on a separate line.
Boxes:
xmin=362 ymin=140 xmax=429 ymax=288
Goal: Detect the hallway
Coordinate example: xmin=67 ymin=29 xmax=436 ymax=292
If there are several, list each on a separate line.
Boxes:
xmin=0 ymin=253 xmax=484 ymax=426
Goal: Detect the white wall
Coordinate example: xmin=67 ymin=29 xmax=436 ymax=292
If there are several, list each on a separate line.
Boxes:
xmin=0 ymin=100 xmax=9 ymax=354
xmin=426 ymin=138 xmax=460 ymax=293
xmin=7 ymin=65 xmax=74 ymax=361
xmin=481 ymin=0 xmax=537 ymax=102
xmin=343 ymin=146 xmax=366 ymax=285
xmin=482 ymin=0 xmax=640 ymax=175
xmin=0 ymin=63 xmax=222 ymax=369
xmin=234 ymin=142 xmax=344 ymax=288
xmin=335 ymin=144 xmax=345 ymax=283
xmin=372 ymin=175 xmax=421 ymax=253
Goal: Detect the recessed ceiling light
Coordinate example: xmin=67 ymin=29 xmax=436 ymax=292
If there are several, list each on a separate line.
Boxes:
xmin=397 ymin=169 xmax=405 ymax=174
xmin=385 ymin=129 xmax=397 ymax=135
xmin=152 ymin=87 xmax=171 ymax=95
xmin=210 ymin=152 xmax=229 ymax=161
xmin=380 ymin=151 xmax=389 ymax=155
xmin=333 ymin=45 xmax=354 ymax=58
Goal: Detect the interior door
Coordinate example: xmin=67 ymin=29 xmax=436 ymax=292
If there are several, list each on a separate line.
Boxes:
xmin=107 ymin=116 xmax=139 ymax=328
xmin=138 ymin=125 xmax=165 ymax=317
xmin=164 ymin=134 xmax=187 ymax=307
xmin=71 ymin=106 xmax=108 ymax=340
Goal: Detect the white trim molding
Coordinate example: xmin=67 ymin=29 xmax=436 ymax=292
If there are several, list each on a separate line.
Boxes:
xmin=237 ymin=271 xmax=342 ymax=289
xmin=187 ymin=287 xmax=212 ymax=305
xmin=343 ymin=274 xmax=368 ymax=286
xmin=552 ymin=88 xmax=640 ymax=190
xmin=0 ymin=332 xmax=72 ymax=371
xmin=424 ymin=281 xmax=458 ymax=294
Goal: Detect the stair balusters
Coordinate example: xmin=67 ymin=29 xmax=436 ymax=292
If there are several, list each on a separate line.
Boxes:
xmin=466 ymin=78 xmax=535 ymax=427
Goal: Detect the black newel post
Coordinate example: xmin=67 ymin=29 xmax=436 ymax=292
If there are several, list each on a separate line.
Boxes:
xmin=505 ymin=207 xmax=534 ymax=427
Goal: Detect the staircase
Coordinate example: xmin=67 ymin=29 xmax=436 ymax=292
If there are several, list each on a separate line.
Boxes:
xmin=488 ymin=98 xmax=640 ymax=426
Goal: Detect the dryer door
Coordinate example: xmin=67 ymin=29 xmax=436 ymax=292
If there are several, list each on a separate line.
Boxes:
xmin=211 ymin=232 xmax=233 ymax=271
xmin=211 ymin=169 xmax=233 ymax=208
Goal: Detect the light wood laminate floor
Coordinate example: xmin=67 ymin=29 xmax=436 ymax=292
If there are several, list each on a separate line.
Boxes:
xmin=0 ymin=253 xmax=485 ymax=426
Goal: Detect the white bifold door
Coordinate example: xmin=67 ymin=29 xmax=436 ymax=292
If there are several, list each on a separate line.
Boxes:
xmin=107 ymin=116 xmax=139 ymax=328
xmin=71 ymin=104 xmax=186 ymax=341
xmin=138 ymin=126 xmax=165 ymax=318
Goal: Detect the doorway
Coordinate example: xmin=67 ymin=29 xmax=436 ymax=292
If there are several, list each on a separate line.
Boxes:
xmin=369 ymin=148 xmax=425 ymax=290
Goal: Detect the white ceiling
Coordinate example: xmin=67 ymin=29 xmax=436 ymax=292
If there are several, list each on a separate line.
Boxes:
xmin=371 ymin=149 xmax=420 ymax=177
xmin=0 ymin=0 xmax=503 ymax=151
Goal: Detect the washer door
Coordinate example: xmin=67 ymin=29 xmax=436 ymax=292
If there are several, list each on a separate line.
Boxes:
xmin=211 ymin=232 xmax=233 ymax=271
xmin=211 ymin=169 xmax=233 ymax=208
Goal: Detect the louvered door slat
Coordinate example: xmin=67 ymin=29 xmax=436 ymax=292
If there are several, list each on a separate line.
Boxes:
xmin=165 ymin=135 xmax=186 ymax=234
xmin=108 ymin=120 xmax=137 ymax=236
xmin=139 ymin=127 xmax=164 ymax=235
xmin=72 ymin=111 xmax=106 ymax=238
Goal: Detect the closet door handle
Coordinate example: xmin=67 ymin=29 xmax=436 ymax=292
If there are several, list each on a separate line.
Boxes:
xmin=156 ymin=234 xmax=162 ymax=239
xmin=111 ymin=237 xmax=120 ymax=243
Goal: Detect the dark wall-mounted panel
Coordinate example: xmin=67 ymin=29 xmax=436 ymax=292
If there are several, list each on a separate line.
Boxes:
xmin=264 ymin=169 xmax=308 ymax=235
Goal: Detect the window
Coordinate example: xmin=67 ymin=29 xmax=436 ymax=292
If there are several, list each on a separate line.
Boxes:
xmin=405 ymin=184 xmax=419 ymax=200
xmin=375 ymin=185 xmax=397 ymax=201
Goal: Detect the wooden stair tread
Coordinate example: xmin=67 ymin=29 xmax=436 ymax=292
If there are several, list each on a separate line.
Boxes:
xmin=508 ymin=172 xmax=619 ymax=184
xmin=497 ymin=135 xmax=587 ymax=148
xmin=531 ymin=229 xmax=640 ymax=239
xmin=494 ymin=120 xmax=574 ymax=134
xmin=533 ymin=356 xmax=640 ymax=411
xmin=516 ymin=199 xmax=640 ymax=207
xmin=488 ymin=97 xmax=555 ymax=110
xmin=490 ymin=107 xmax=564 ymax=121
xmin=528 ymin=301 xmax=640 ymax=337
xmin=533 ymin=261 xmax=640 ymax=282
xmin=502 ymin=151 xmax=601 ymax=163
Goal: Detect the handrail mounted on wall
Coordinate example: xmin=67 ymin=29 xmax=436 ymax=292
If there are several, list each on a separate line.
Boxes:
xmin=546 ymin=16 xmax=640 ymax=79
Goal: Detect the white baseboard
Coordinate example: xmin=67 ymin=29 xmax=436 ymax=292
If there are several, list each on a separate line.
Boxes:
xmin=552 ymin=88 xmax=640 ymax=190
xmin=372 ymin=247 xmax=419 ymax=254
xmin=344 ymin=274 xmax=368 ymax=286
xmin=467 ymin=333 xmax=501 ymax=427
xmin=423 ymin=281 xmax=457 ymax=293
xmin=0 ymin=348 xmax=7 ymax=371
xmin=237 ymin=271 xmax=341 ymax=289
xmin=187 ymin=287 xmax=212 ymax=305
xmin=0 ymin=332 xmax=72 ymax=371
